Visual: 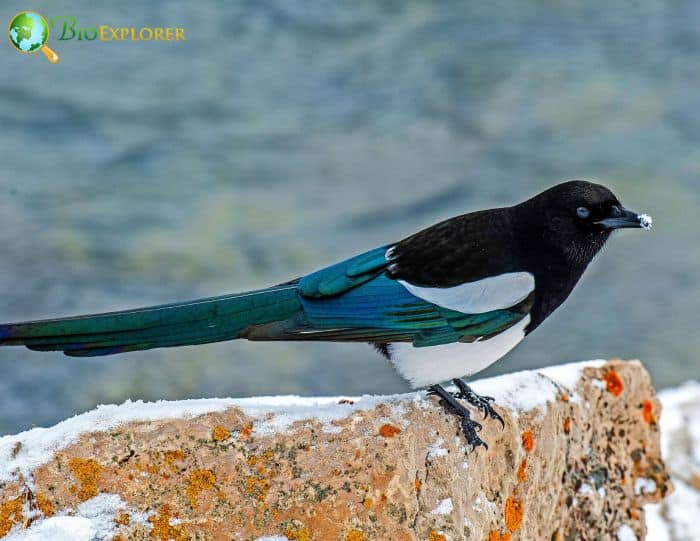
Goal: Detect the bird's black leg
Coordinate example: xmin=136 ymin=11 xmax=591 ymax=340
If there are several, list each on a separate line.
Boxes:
xmin=428 ymin=384 xmax=487 ymax=450
xmin=452 ymin=378 xmax=505 ymax=428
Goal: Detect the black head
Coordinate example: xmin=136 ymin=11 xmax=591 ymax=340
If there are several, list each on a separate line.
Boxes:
xmin=517 ymin=180 xmax=652 ymax=265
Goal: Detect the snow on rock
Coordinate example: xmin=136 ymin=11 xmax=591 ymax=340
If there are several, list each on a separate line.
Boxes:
xmin=0 ymin=394 xmax=413 ymax=485
xmin=427 ymin=438 xmax=448 ymax=460
xmin=0 ymin=361 xmax=603 ymax=486
xmin=0 ymin=360 xmax=669 ymax=540
xmin=617 ymin=523 xmax=638 ymax=541
xmin=634 ymin=478 xmax=657 ymax=495
xmin=645 ymin=381 xmax=700 ymax=541
xmin=4 ymin=494 xmax=125 ymax=541
xmin=5 ymin=516 xmax=96 ymax=541
xmin=431 ymin=498 xmax=453 ymax=515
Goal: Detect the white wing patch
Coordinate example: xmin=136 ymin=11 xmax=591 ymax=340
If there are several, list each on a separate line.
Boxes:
xmin=397 ymin=272 xmax=534 ymax=314
xmin=390 ymin=315 xmax=530 ymax=388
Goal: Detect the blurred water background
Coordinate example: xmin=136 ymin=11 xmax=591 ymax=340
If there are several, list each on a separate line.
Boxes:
xmin=1 ymin=0 xmax=699 ymax=434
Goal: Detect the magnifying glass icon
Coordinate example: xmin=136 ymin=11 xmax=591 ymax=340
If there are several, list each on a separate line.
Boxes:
xmin=8 ymin=11 xmax=60 ymax=64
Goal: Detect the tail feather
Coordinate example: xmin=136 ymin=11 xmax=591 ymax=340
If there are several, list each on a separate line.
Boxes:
xmin=0 ymin=285 xmax=302 ymax=356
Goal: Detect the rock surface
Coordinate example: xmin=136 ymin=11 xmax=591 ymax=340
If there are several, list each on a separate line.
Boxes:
xmin=0 ymin=360 xmax=670 ymax=540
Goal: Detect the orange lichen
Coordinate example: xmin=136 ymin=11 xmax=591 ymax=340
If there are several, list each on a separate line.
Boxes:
xmin=521 ymin=431 xmax=534 ymax=452
xmin=243 ymin=450 xmax=277 ymax=504
xmin=563 ymin=417 xmax=572 ymax=434
xmin=379 ymin=423 xmax=401 ymax=437
xmin=0 ymin=497 xmax=23 ymax=537
xmin=517 ymin=459 xmax=527 ymax=483
xmin=245 ymin=475 xmax=271 ymax=502
xmin=414 ymin=479 xmax=422 ymax=490
xmin=116 ymin=512 xmax=130 ymax=526
xmin=68 ymin=458 xmax=102 ymax=501
xmin=239 ymin=422 xmax=253 ymax=439
xmin=504 ymin=496 xmax=524 ymax=532
xmin=285 ymin=522 xmax=311 ymax=541
xmin=603 ymin=370 xmax=624 ymax=396
xmin=212 ymin=425 xmax=231 ymax=441
xmin=642 ymin=400 xmax=656 ymax=424
xmin=163 ymin=450 xmax=185 ymax=472
xmin=36 ymin=492 xmax=54 ymax=517
xmin=346 ymin=529 xmax=366 ymax=541
xmin=148 ymin=504 xmax=186 ymax=541
xmin=186 ymin=469 xmax=216 ymax=507
xmin=429 ymin=531 xmax=447 ymax=541
xmin=363 ymin=497 xmax=374 ymax=509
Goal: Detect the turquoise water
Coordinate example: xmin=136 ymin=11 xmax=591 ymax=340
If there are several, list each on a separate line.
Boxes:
xmin=1 ymin=0 xmax=700 ymax=434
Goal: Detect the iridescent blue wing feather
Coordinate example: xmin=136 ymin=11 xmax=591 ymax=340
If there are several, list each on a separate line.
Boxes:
xmin=0 ymin=245 xmax=530 ymax=355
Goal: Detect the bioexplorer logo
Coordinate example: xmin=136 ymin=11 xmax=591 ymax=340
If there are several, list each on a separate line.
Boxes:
xmin=8 ymin=11 xmax=186 ymax=64
xmin=8 ymin=12 xmax=60 ymax=63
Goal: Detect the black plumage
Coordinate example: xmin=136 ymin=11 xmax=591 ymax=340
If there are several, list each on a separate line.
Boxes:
xmin=389 ymin=180 xmax=639 ymax=332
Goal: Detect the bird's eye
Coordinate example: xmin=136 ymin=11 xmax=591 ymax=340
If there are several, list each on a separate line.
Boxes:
xmin=576 ymin=206 xmax=590 ymax=219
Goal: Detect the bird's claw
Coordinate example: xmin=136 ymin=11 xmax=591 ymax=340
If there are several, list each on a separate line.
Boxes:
xmin=453 ymin=379 xmax=505 ymax=428
xmin=428 ymin=384 xmax=493 ymax=451
xmin=461 ymin=417 xmax=487 ymax=450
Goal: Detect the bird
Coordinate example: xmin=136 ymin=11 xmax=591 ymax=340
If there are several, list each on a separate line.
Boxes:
xmin=0 ymin=180 xmax=651 ymax=448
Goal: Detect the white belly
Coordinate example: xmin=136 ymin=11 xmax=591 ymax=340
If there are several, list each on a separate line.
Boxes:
xmin=389 ymin=315 xmax=530 ymax=388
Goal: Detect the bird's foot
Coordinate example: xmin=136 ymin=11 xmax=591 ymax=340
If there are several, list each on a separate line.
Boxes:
xmin=452 ymin=378 xmax=505 ymax=427
xmin=428 ymin=384 xmax=488 ymax=450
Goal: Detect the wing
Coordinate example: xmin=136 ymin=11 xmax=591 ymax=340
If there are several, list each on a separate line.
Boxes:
xmin=256 ymin=245 xmax=535 ymax=348
xmin=386 ymin=207 xmax=524 ymax=287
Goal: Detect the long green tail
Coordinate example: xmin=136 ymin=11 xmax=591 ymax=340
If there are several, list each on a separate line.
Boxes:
xmin=0 ymin=285 xmax=301 ymax=357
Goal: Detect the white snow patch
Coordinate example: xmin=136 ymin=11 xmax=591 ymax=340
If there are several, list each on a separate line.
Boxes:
xmin=634 ymin=478 xmax=657 ymax=495
xmin=470 ymin=360 xmax=605 ymax=413
xmin=472 ymin=496 xmax=497 ymax=514
xmin=428 ymin=438 xmax=448 ymax=459
xmin=616 ymin=524 xmax=637 ymax=541
xmin=321 ymin=424 xmax=343 ymax=434
xmin=638 ymin=213 xmax=653 ymax=230
xmin=4 ymin=517 xmax=96 ymax=541
xmin=538 ymin=360 xmax=605 ymax=391
xmin=578 ymin=483 xmax=594 ymax=495
xmin=5 ymin=493 xmax=125 ymax=541
xmin=390 ymin=401 xmax=408 ymax=418
xmin=431 ymin=498 xmax=453 ymax=515
xmin=644 ymin=381 xmax=700 ymax=540
xmin=644 ymin=503 xmax=671 ymax=541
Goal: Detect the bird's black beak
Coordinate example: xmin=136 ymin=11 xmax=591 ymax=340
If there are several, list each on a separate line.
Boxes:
xmin=595 ymin=206 xmax=653 ymax=230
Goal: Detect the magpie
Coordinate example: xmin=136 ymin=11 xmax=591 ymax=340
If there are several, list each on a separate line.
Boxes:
xmin=0 ymin=181 xmax=651 ymax=448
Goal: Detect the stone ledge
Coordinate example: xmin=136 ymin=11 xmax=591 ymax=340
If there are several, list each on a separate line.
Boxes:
xmin=0 ymin=360 xmax=671 ymax=540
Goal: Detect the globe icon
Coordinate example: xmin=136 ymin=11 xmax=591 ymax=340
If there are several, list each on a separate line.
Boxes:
xmin=7 ymin=11 xmax=59 ymax=63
